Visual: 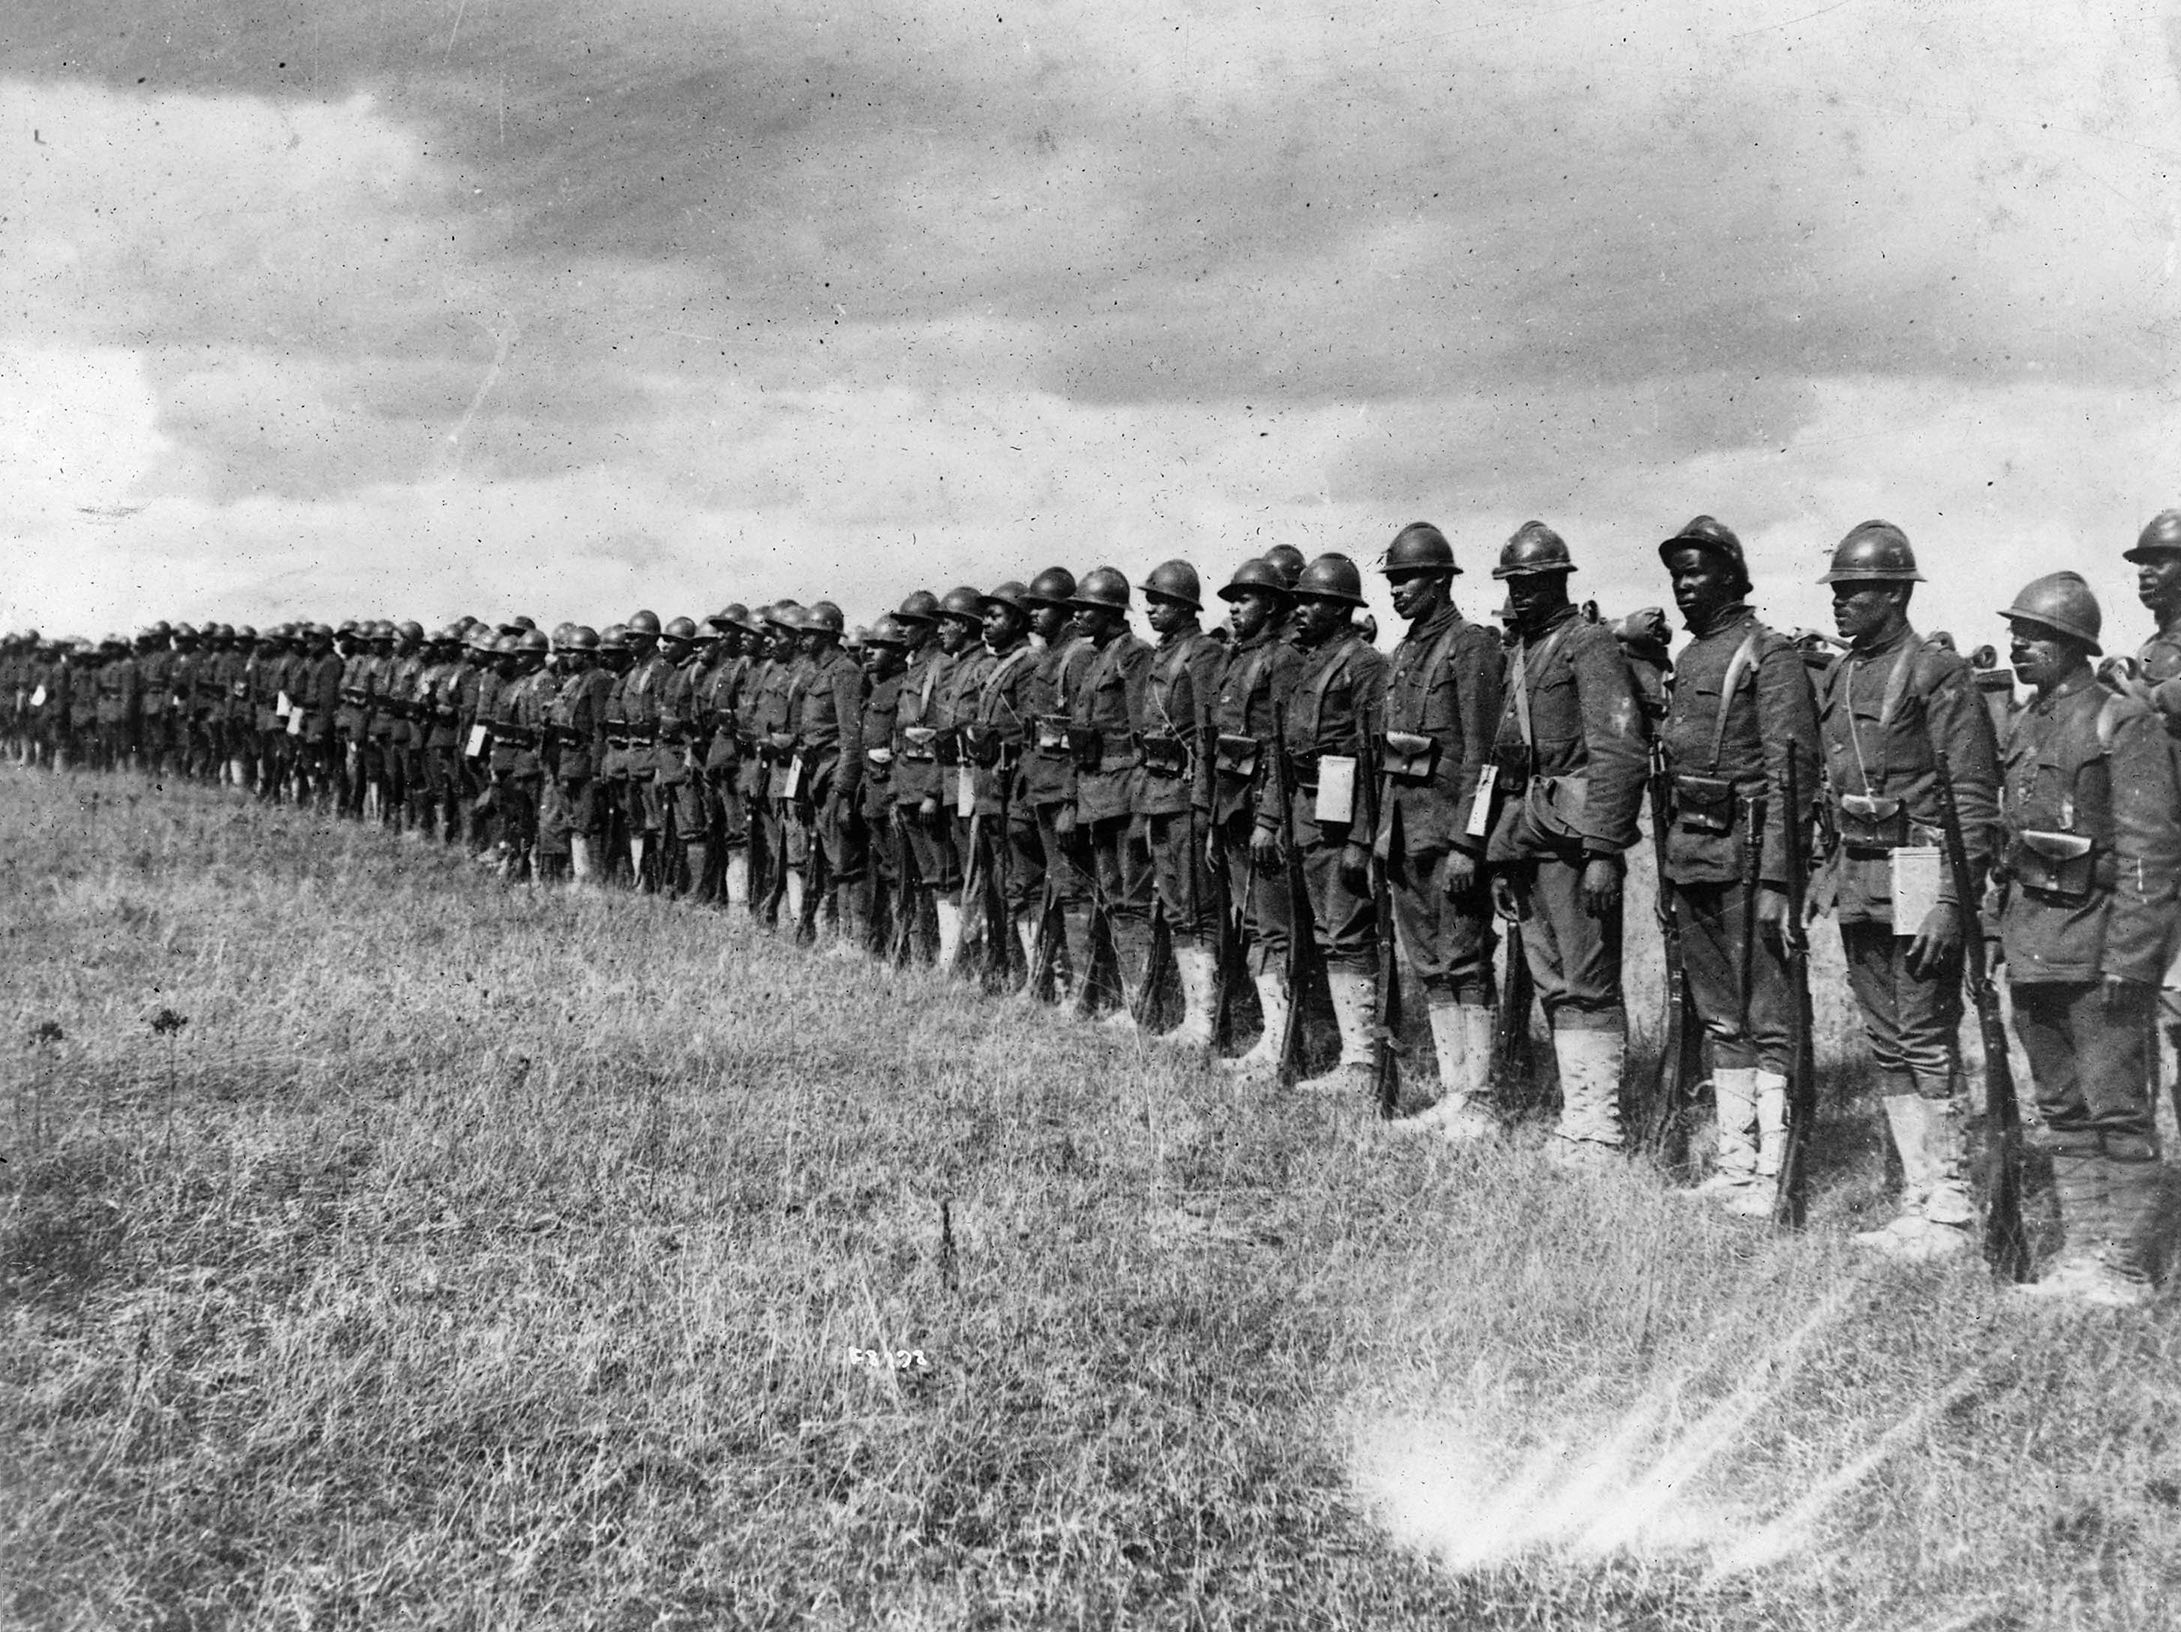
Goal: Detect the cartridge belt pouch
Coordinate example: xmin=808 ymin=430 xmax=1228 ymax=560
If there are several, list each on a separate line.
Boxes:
xmin=1382 ymin=730 xmax=1440 ymax=784
xmin=866 ymin=746 xmax=895 ymax=769
xmin=625 ymin=722 xmax=657 ymax=745
xmin=960 ymin=724 xmax=1013 ymax=769
xmin=2009 ymin=830 xmax=2107 ymax=903
xmin=1672 ymin=772 xmax=1739 ymax=836
xmin=901 ymin=726 xmax=940 ymax=764
xmin=1489 ymin=741 xmax=1530 ymax=796
xmin=1833 ymin=792 xmax=1908 ymax=849
xmin=1287 ymin=749 xmax=1319 ymax=790
xmin=1034 ymin=713 xmax=1072 ymax=759
xmin=1067 ymin=726 xmax=1103 ymax=774
xmin=1214 ymin=732 xmax=1261 ymax=779
xmin=933 ymin=726 xmax=963 ymax=768
xmin=1137 ymin=733 xmax=1189 ymax=778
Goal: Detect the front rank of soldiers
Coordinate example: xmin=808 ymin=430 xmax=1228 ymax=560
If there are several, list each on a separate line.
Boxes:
xmin=13 ymin=510 xmax=2181 ymax=1309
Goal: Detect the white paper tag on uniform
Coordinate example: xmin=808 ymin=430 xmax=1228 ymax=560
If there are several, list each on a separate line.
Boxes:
xmin=466 ymin=723 xmax=489 ymax=758
xmin=1315 ymin=755 xmax=1356 ymax=824
xmin=286 ymin=709 xmax=304 ymax=736
xmin=1889 ymin=845 xmax=1943 ymax=936
xmin=276 ymin=691 xmax=293 ymax=718
xmin=29 ymin=685 xmax=46 ymax=708
xmin=1467 ymin=763 xmax=1499 ymax=837
xmin=785 ymin=754 xmax=805 ymax=799
xmin=958 ymin=764 xmax=977 ymax=810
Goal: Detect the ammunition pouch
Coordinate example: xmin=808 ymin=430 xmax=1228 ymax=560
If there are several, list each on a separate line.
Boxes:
xmin=900 ymin=726 xmax=940 ymax=764
xmin=1214 ymin=732 xmax=1261 ymax=780
xmin=960 ymin=724 xmax=1015 ymax=770
xmin=1137 ymin=733 xmax=1190 ymax=779
xmin=1287 ymin=749 xmax=1320 ymax=790
xmin=1833 ymin=792 xmax=1908 ymax=849
xmin=1382 ymin=730 xmax=1440 ymax=785
xmin=866 ymin=745 xmax=895 ymax=769
xmin=623 ymin=721 xmax=657 ymax=746
xmin=1672 ymin=772 xmax=1739 ymax=836
xmin=496 ymin=724 xmax=539 ymax=751
xmin=933 ymin=726 xmax=963 ymax=768
xmin=1033 ymin=713 xmax=1072 ymax=759
xmin=2009 ymin=830 xmax=2107 ymax=904
xmin=1067 ymin=726 xmax=1103 ymax=774
xmin=1489 ymin=740 xmax=1531 ymax=796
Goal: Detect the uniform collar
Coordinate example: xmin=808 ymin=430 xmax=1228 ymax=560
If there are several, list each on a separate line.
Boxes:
xmin=1406 ymin=602 xmax=1459 ymax=641
xmin=1685 ymin=601 xmax=1752 ymax=639
xmin=1848 ymin=622 xmax=1917 ymax=663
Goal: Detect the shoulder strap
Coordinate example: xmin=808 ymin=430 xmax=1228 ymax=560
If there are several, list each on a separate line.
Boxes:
xmin=1509 ymin=616 xmax=1580 ymax=751
xmin=1706 ymin=631 xmax=1764 ymax=773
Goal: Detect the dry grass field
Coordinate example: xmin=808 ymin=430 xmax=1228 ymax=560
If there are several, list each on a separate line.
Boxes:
xmin=5 ymin=763 xmax=2181 ymax=1630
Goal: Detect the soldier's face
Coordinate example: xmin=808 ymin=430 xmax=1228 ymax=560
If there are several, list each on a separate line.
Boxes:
xmin=1506 ymin=571 xmax=1569 ymax=628
xmin=937 ymin=616 xmax=977 ymax=655
xmin=1145 ymin=595 xmax=1192 ymax=636
xmin=1832 ymin=583 xmax=1904 ymax=646
xmin=2136 ymin=554 xmax=2181 ymax=610
xmin=1295 ymin=597 xmax=1347 ymax=643
xmin=2007 ymin=620 xmax=2078 ymax=690
xmin=1387 ymin=569 xmax=1447 ymax=622
xmin=1073 ymin=604 xmax=1122 ymax=643
xmin=1227 ymin=588 xmax=1275 ymax=642
xmin=1666 ymin=547 xmax=1734 ymax=624
xmin=865 ymin=645 xmax=905 ymax=679
xmin=1032 ymin=603 xmax=1069 ymax=644
xmin=983 ymin=603 xmax=1027 ymax=648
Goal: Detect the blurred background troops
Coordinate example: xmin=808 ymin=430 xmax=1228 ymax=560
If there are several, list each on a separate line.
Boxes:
xmin=246 ymin=627 xmax=288 ymax=799
xmin=544 ymin=625 xmax=610 ymax=881
xmin=334 ymin=623 xmax=372 ymax=817
xmin=1364 ymin=524 xmax=1506 ymax=1128
xmin=930 ymin=587 xmax=994 ymax=973
xmin=94 ymin=633 xmax=140 ymax=772
xmin=209 ymin=625 xmax=248 ymax=786
xmin=1015 ymin=568 xmax=1094 ymax=1001
xmin=136 ymin=625 xmax=174 ymax=777
xmin=788 ymin=600 xmax=866 ymax=939
xmin=70 ymin=639 xmax=101 ymax=769
xmin=1477 ymin=522 xmax=1649 ymax=1164
xmin=1061 ymin=567 xmax=1155 ymax=1021
xmin=1134 ymin=561 xmax=1226 ymax=1043
xmin=1212 ymin=559 xmax=1302 ymax=1074
xmin=164 ymin=625 xmax=198 ymax=778
xmin=1998 ymin=573 xmax=2181 ymax=1306
xmin=963 ymin=582 xmax=1039 ymax=983
xmin=356 ymin=624 xmax=395 ymax=818
xmin=853 ymin=617 xmax=912 ymax=957
xmin=485 ymin=629 xmax=552 ymax=881
xmin=1253 ymin=553 xmax=1390 ymax=1089
xmin=892 ymin=590 xmax=957 ymax=960
xmin=696 ymin=609 xmax=755 ymax=906
xmin=1656 ymin=515 xmax=1821 ymax=1215
xmin=1810 ymin=522 xmax=1998 ymax=1259
xmin=2113 ymin=512 xmax=2181 ymax=1133
xmin=362 ymin=623 xmax=402 ymax=821
xmin=652 ymin=616 xmax=707 ymax=896
xmin=413 ymin=628 xmax=464 ymax=838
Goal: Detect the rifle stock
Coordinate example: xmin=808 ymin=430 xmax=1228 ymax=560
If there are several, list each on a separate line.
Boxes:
xmin=1369 ymin=751 xmax=1402 ymax=1118
xmin=1641 ymin=748 xmax=1702 ymax=1165
xmin=1269 ymin=705 xmax=1324 ymax=1086
xmin=1932 ymin=746 xmax=2030 ymax=1280
xmin=1772 ymin=760 xmax=1816 ymax=1228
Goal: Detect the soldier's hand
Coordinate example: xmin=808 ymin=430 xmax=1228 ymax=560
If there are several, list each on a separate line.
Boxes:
xmin=1340 ymin=841 xmax=1370 ymax=888
xmin=1250 ymin=824 xmax=1281 ymax=867
xmin=1758 ymin=884 xmax=1793 ymax=938
xmin=1579 ymin=855 xmax=1621 ymax=918
xmin=1904 ymin=902 xmax=1961 ymax=978
xmin=1372 ymin=824 xmax=1393 ymax=867
xmin=1055 ymin=807 xmax=1077 ymax=841
xmin=1442 ymin=849 xmax=1479 ymax=899
xmin=1491 ymin=873 xmax=1519 ymax=923
xmin=917 ymin=796 xmax=939 ymax=822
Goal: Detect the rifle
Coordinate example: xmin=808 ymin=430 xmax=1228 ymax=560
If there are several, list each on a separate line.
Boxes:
xmin=1268 ymin=702 xmax=1328 ymax=1085
xmin=1772 ymin=759 xmax=1816 ymax=1227
xmin=1932 ymin=746 xmax=2030 ymax=1280
xmin=979 ymin=784 xmax=1016 ymax=994
xmin=1371 ymin=780 xmax=1405 ymax=1120
xmin=1641 ymin=742 xmax=1703 ymax=1166
xmin=890 ymin=807 xmax=921 ymax=968
xmin=796 ymin=786 xmax=827 ymax=946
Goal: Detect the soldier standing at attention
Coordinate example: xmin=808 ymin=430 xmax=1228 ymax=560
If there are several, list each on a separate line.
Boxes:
xmin=1253 ymin=554 xmax=1391 ymax=1090
xmin=456 ymin=625 xmax=505 ymax=856
xmin=964 ymin=582 xmax=1040 ymax=981
xmin=1061 ymin=568 xmax=1155 ymax=1021
xmin=930 ymin=587 xmax=995 ymax=974
xmin=1998 ymin=573 xmax=2181 ymax=1306
xmin=544 ymin=627 xmax=610 ymax=882
xmin=1809 ymin=522 xmax=1999 ymax=1258
xmin=651 ymin=616 xmax=708 ymax=896
xmin=893 ymin=592 xmax=960 ymax=963
xmin=616 ymin=610 xmax=672 ymax=889
xmin=2112 ymin=512 xmax=2181 ymax=1144
xmin=137 ymin=625 xmax=173 ymax=778
xmin=1656 ymin=516 xmax=1821 ymax=1214
xmin=1475 ymin=523 xmax=1649 ymax=1161
xmin=695 ymin=611 xmax=753 ymax=906
xmin=1135 ymin=561 xmax=1228 ymax=1045
xmin=790 ymin=601 xmax=867 ymax=941
xmin=299 ymin=623 xmax=345 ymax=812
xmin=1016 ymin=569 xmax=1094 ymax=1002
xmin=750 ymin=604 xmax=809 ymax=921
xmin=1212 ymin=558 xmax=1303 ymax=1076
xmin=853 ymin=618 xmax=912 ymax=959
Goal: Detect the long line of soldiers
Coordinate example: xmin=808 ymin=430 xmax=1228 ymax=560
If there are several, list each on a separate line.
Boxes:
xmin=10 ymin=514 xmax=2181 ymax=1308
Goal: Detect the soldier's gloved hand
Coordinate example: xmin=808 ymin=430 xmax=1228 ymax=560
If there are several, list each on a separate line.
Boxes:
xmin=1442 ymin=849 xmax=1479 ymax=898
xmin=1250 ymin=823 xmax=1281 ymax=868
xmin=1340 ymin=841 xmax=1370 ymax=888
xmin=2102 ymin=973 xmax=2152 ymax=1012
xmin=1490 ymin=873 xmax=1520 ymax=923
xmin=1904 ymin=901 xmax=1961 ymax=978
xmin=1580 ymin=855 xmax=1621 ymax=918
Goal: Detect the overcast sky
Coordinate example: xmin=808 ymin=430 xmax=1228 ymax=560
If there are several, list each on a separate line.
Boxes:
xmin=4 ymin=0 xmax=2178 ymax=651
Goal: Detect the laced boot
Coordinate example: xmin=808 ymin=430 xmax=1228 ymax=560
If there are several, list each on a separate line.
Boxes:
xmin=1390 ymin=999 xmax=1495 ymax=1141
xmin=1297 ymin=966 xmax=1376 ymax=1095
xmin=1548 ymin=1026 xmax=1626 ymax=1169
xmin=1691 ymin=1066 xmax=1760 ymax=1202
xmin=1223 ymin=969 xmax=1290 ymax=1080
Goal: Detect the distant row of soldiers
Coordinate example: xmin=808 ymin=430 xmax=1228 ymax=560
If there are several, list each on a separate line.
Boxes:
xmin=10 ymin=513 xmax=2181 ymax=1308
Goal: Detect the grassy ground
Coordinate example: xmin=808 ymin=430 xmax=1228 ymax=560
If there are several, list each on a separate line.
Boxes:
xmin=3 ymin=764 xmax=2180 ymax=1630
